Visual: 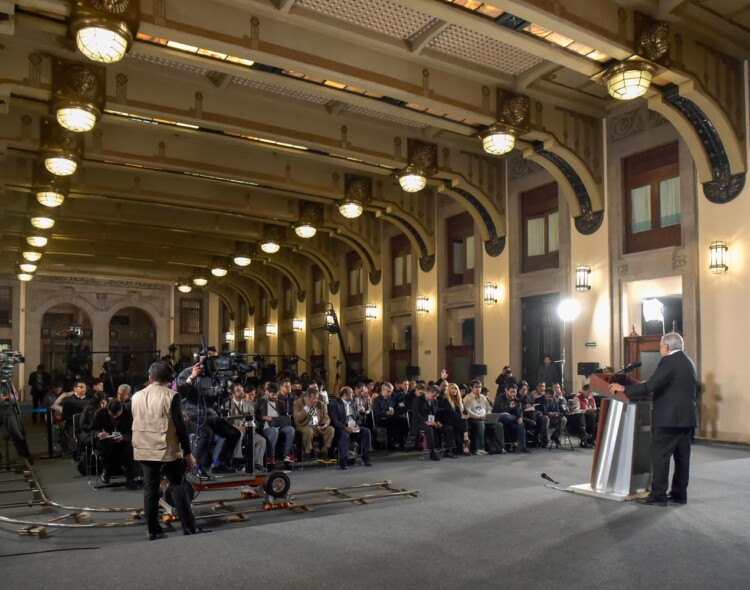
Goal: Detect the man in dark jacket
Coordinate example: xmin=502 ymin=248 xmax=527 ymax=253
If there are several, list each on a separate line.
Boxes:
xmin=413 ymin=385 xmax=455 ymax=461
xmin=328 ymin=386 xmax=372 ymax=470
xmin=92 ymin=399 xmax=137 ymax=487
xmin=610 ymin=332 xmax=698 ymax=506
xmin=492 ymin=383 xmax=530 ymax=453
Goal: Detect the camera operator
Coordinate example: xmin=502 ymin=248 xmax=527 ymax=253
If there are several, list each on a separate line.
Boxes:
xmin=180 ymin=382 xmax=239 ymax=475
xmin=176 ymin=347 xmax=219 ymax=404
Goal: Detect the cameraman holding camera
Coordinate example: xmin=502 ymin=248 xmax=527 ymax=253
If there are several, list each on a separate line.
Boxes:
xmin=176 ymin=347 xmax=218 ymax=403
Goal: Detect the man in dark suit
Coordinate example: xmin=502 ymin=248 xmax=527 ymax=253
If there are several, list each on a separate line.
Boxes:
xmin=328 ymin=386 xmax=372 ymax=470
xmin=413 ymin=384 xmax=455 ymax=461
xmin=610 ymin=332 xmax=698 ymax=506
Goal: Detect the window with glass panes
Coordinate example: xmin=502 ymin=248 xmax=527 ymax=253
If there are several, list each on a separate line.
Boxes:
xmin=391 ymin=234 xmax=412 ymax=298
xmin=447 ymin=212 xmax=475 ymax=287
xmin=347 ymin=251 xmax=364 ymax=306
xmin=624 ymin=142 xmax=680 ymax=253
xmin=521 ymin=182 xmax=559 ymax=273
xmin=179 ymin=298 xmax=203 ymax=335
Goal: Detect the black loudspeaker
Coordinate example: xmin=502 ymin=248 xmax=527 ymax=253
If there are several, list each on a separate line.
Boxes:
xmin=405 ymin=365 xmax=420 ymax=378
xmin=471 ymin=364 xmax=488 ymax=376
xmin=577 ymin=362 xmax=600 ymax=377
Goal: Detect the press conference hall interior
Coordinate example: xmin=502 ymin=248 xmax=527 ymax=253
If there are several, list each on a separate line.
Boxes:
xmin=1 ymin=1 xmax=749 ymax=588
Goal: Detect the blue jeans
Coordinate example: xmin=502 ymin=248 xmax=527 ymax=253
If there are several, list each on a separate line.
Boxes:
xmin=261 ymin=425 xmax=294 ymax=457
xmin=499 ymin=413 xmax=526 ymax=448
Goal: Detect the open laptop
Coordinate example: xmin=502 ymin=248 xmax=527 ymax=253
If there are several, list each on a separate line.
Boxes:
xmin=485 ymin=413 xmax=501 ymax=425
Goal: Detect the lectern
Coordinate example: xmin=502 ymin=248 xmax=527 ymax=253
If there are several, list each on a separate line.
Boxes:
xmin=568 ymin=373 xmax=651 ymax=501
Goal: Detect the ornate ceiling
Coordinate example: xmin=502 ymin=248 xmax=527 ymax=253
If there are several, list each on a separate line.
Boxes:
xmin=0 ymin=0 xmax=747 ymax=305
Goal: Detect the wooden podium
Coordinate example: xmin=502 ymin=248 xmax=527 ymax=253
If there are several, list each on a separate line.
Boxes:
xmin=568 ymin=373 xmax=652 ymax=501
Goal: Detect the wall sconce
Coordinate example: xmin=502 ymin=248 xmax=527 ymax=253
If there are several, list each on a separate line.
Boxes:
xmin=709 ymin=241 xmax=728 ymax=274
xmin=365 ymin=304 xmax=378 ymax=320
xmin=416 ymin=295 xmax=430 ymax=315
xmin=260 ymin=224 xmax=282 ymax=253
xmin=52 ymin=57 xmax=106 ymax=132
xmin=483 ymin=282 xmax=499 ymax=305
xmin=397 ymin=139 xmax=437 ymax=193
xmin=266 ymin=323 xmax=278 ymax=336
xmin=70 ymin=0 xmax=140 ymax=64
xmin=41 ymin=117 xmax=84 ymax=176
xmin=210 ymin=256 xmax=229 ymax=277
xmin=176 ymin=279 xmax=192 ymax=294
xmin=325 ymin=309 xmax=336 ymax=327
xmin=243 ymin=327 xmax=254 ymax=339
xmin=292 ymin=318 xmax=304 ymax=332
xmin=575 ymin=265 xmax=592 ymax=292
xmin=225 ymin=331 xmax=235 ymax=343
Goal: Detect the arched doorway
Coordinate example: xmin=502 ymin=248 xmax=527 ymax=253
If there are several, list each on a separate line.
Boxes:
xmin=41 ymin=304 xmax=93 ymax=388
xmin=108 ymin=307 xmax=157 ymax=389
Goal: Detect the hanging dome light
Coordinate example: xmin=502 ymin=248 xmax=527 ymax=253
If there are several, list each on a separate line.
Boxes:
xmin=338 ymin=198 xmax=364 ymax=219
xmin=22 ymin=250 xmax=43 ymax=262
xmin=75 ymin=27 xmax=131 ymax=64
xmin=211 ymin=257 xmax=229 ymax=277
xmin=70 ymin=1 xmax=138 ymax=64
xmin=233 ymin=255 xmax=251 ymax=267
xmin=19 ymin=263 xmax=38 ymax=273
xmin=177 ymin=279 xmax=192 ymax=293
xmin=192 ymin=274 xmax=208 ymax=287
xmin=56 ymin=105 xmax=99 ymax=133
xmin=604 ymin=62 xmax=655 ymax=100
xmin=260 ymin=239 xmax=280 ymax=254
xmin=27 ymin=234 xmax=48 ymax=248
xmin=17 ymin=273 xmax=34 ymax=282
xmin=397 ymin=165 xmax=427 ymax=193
xmin=31 ymin=216 xmax=55 ymax=230
xmin=37 ymin=192 xmax=66 ymax=207
xmin=294 ymin=223 xmax=317 ymax=239
xmin=44 ymin=155 xmax=79 ymax=177
xmin=480 ymin=125 xmax=516 ymax=155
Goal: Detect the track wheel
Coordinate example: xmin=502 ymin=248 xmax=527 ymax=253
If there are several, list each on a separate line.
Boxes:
xmin=263 ymin=471 xmax=291 ymax=498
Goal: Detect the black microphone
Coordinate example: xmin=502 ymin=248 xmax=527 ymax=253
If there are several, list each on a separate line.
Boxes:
xmin=619 ymin=361 xmax=642 ymax=373
xmin=541 ymin=473 xmax=559 ymax=485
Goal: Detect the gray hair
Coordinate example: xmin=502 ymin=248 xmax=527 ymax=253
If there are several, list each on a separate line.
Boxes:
xmin=661 ymin=332 xmax=684 ymax=352
xmin=381 ymin=382 xmax=394 ymax=392
xmin=117 ymin=384 xmax=132 ymax=395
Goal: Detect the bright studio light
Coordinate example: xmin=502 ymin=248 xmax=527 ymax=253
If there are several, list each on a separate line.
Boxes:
xmin=557 ymin=299 xmax=581 ymax=322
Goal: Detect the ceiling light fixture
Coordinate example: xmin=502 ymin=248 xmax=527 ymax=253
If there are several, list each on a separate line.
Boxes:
xmin=260 ymin=240 xmax=280 ymax=254
xmin=192 ymin=273 xmax=208 ymax=286
xmin=397 ymin=165 xmax=427 ymax=193
xmin=603 ymin=62 xmax=655 ymax=100
xmin=26 ymin=234 xmax=48 ymax=248
xmin=338 ymin=198 xmax=364 ymax=219
xmin=294 ymin=222 xmax=317 ymax=239
xmin=70 ymin=0 xmax=140 ymax=64
xmin=17 ymin=273 xmax=33 ymax=282
xmin=480 ymin=124 xmax=516 ymax=155
xmin=177 ymin=279 xmax=192 ymax=293
xmin=31 ymin=216 xmax=55 ymax=230
xmin=52 ymin=57 xmax=106 ymax=132
xmin=22 ymin=251 xmax=43 ymax=262
xmin=36 ymin=192 xmax=66 ymax=207
xmin=211 ymin=257 xmax=229 ymax=277
xmin=19 ymin=263 xmax=38 ymax=273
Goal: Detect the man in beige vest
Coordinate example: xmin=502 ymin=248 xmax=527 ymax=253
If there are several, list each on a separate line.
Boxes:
xmin=131 ymin=361 xmax=202 ymax=540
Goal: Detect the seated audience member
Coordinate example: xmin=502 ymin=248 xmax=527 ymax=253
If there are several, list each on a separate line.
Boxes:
xmin=536 ymin=387 xmax=568 ymax=447
xmin=228 ymin=383 xmax=267 ymax=470
xmin=353 ymin=382 xmax=374 ymax=427
xmin=492 ymin=383 xmax=531 ymax=453
xmin=407 ymin=382 xmax=427 ymax=438
xmin=463 ymin=380 xmax=505 ymax=455
xmin=329 ymin=386 xmax=373 ymax=469
xmin=569 ymin=384 xmax=598 ymax=446
xmin=373 ymin=382 xmax=410 ymax=451
xmin=277 ymin=380 xmax=295 ymax=415
xmin=256 ymin=383 xmax=296 ymax=464
xmin=441 ymin=382 xmax=470 ymax=455
xmin=92 ymin=399 xmax=137 ymax=488
xmin=519 ymin=381 xmax=548 ymax=447
xmin=293 ymin=388 xmax=335 ymax=460
xmin=116 ymin=384 xmax=132 ymax=406
xmin=181 ymin=383 xmax=240 ymax=475
xmin=414 ymin=385 xmax=456 ymax=461
xmin=52 ymin=381 xmax=92 ymax=453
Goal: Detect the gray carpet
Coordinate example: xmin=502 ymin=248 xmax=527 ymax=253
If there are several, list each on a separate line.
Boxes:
xmin=1 ymin=425 xmax=749 ymax=589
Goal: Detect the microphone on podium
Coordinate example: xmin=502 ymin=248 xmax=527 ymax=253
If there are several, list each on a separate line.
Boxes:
xmin=618 ymin=361 xmax=642 ymax=373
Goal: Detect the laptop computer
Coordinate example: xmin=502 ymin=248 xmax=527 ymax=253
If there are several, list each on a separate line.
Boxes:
xmin=270 ymin=415 xmax=292 ymax=428
xmin=485 ymin=413 xmax=501 ymax=425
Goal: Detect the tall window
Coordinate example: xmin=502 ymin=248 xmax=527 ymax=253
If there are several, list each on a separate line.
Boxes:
xmin=347 ymin=251 xmax=364 ymax=307
xmin=179 ymin=298 xmax=202 ymax=335
xmin=391 ymin=234 xmax=412 ymax=298
xmin=522 ymin=182 xmax=559 ymax=273
xmin=312 ymin=265 xmax=325 ymax=314
xmin=0 ymin=287 xmax=11 ymax=327
xmin=281 ymin=276 xmax=294 ymax=320
xmin=624 ymin=142 xmax=680 ymax=253
xmin=447 ymin=212 xmax=475 ymax=287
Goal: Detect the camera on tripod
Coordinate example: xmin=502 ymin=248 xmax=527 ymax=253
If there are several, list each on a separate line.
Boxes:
xmin=0 ymin=351 xmax=24 ymax=383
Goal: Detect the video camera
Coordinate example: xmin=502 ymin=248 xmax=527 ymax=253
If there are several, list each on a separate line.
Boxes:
xmin=0 ymin=351 xmax=24 ymax=383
